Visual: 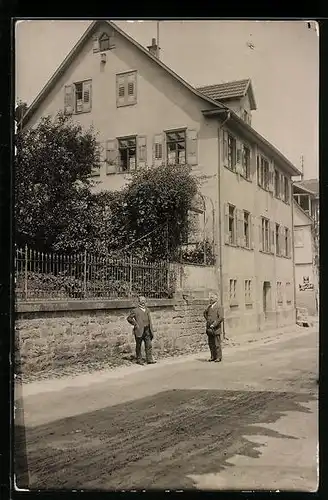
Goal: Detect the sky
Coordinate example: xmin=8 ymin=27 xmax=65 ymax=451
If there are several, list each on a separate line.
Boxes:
xmin=15 ymin=20 xmax=319 ymax=179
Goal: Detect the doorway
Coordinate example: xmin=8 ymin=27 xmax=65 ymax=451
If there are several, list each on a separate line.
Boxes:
xmin=263 ymin=281 xmax=271 ymax=317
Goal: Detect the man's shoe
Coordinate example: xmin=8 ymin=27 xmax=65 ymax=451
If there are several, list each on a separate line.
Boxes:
xmin=214 ymin=358 xmax=222 ymax=363
xmin=147 ymin=360 xmax=157 ymax=364
xmin=208 ymin=359 xmax=215 ymax=362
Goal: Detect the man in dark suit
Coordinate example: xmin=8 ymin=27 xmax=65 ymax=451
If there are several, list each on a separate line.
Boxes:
xmin=203 ymin=292 xmax=224 ymax=362
xmin=127 ymin=296 xmax=156 ymax=365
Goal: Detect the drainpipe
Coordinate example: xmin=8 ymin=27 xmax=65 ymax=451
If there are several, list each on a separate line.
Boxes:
xmin=217 ymin=110 xmax=231 ymax=336
xmin=291 ymin=193 xmax=297 ymax=324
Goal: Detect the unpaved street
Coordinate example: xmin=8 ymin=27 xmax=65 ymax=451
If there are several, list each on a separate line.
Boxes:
xmin=15 ymin=327 xmax=318 ymax=491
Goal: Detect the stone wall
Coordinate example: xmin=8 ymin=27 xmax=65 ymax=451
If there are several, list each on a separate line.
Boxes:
xmin=15 ymin=297 xmax=209 ymax=378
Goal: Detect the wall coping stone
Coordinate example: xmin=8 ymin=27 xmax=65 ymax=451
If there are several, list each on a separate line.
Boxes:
xmin=16 ymin=297 xmax=209 ymax=314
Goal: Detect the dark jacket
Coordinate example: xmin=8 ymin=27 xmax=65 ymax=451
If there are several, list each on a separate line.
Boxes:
xmin=204 ymin=302 xmax=224 ymax=335
xmin=127 ymin=306 xmax=154 ymax=338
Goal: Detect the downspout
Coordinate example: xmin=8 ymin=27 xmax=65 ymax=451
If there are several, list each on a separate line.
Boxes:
xmin=291 ymin=194 xmax=297 ymax=324
xmin=217 ymin=110 xmax=231 ymax=338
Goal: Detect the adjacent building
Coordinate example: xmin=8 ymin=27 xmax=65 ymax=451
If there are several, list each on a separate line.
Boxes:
xmin=21 ymin=20 xmax=301 ymax=334
xmin=293 ymin=179 xmax=319 ymax=315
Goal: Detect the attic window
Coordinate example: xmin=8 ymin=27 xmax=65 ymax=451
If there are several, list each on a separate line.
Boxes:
xmin=99 ymin=33 xmax=110 ymax=51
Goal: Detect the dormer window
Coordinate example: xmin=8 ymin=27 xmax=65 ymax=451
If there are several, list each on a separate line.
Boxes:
xmin=99 ymin=32 xmax=110 ymax=51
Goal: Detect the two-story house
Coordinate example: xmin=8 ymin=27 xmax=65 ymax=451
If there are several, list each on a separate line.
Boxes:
xmin=20 ymin=20 xmax=301 ymax=334
xmin=293 ymin=179 xmax=319 ymax=315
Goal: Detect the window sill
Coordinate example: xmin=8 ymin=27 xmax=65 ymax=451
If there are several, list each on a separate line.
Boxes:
xmin=224 ymin=164 xmax=236 ymax=174
xmin=226 ymin=242 xmax=238 ymax=247
xmin=116 ymin=102 xmax=137 ymax=108
xmin=245 ymin=302 xmax=253 ymax=308
xmin=239 ymin=245 xmax=254 ymax=252
xmin=259 ymin=250 xmax=272 ymax=255
xmin=230 ymin=300 xmax=239 ymax=308
xmin=75 ymin=110 xmax=91 ymax=115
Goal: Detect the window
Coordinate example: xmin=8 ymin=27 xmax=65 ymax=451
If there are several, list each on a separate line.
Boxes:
xmin=257 ymin=155 xmax=269 ymax=190
xmin=116 ymin=71 xmax=137 ymax=107
xmin=283 ymin=176 xmax=290 ymax=203
xmin=229 ymin=279 xmax=237 ymax=305
xmin=244 ymin=279 xmax=252 ymax=305
xmin=277 ymin=282 xmax=283 ymax=305
xmin=99 ymin=32 xmax=110 ymax=51
xmin=274 ymin=169 xmax=280 ymax=198
xmin=166 ymin=130 xmax=186 ymax=165
xmin=70 ymin=80 xmax=92 ymax=114
xmin=275 ymin=223 xmax=280 ymax=255
xmin=294 ymin=228 xmax=304 ymax=248
xmin=228 ymin=204 xmax=236 ymax=245
xmin=299 ymin=194 xmax=310 ymax=213
xmin=243 ymin=211 xmax=250 ymax=248
xmin=261 ymin=217 xmax=270 ymax=252
xmin=284 ymin=227 xmax=290 ymax=257
xmin=286 ymin=282 xmax=292 ymax=305
xmin=227 ymin=134 xmax=237 ymax=171
xmin=242 ymin=145 xmax=251 ymax=179
xmin=118 ymin=137 xmax=137 ymax=172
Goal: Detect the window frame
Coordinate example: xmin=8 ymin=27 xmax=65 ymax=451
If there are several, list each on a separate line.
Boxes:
xmin=277 ymin=281 xmax=283 ymax=305
xmin=257 ymin=154 xmax=270 ymax=191
xmin=74 ymin=79 xmax=92 ymax=114
xmin=228 ymin=204 xmax=237 ymax=245
xmin=165 ymin=129 xmax=187 ymax=166
xmin=117 ymin=135 xmax=137 ymax=173
xmin=229 ymin=278 xmax=238 ymax=307
xmin=243 ymin=210 xmax=250 ymax=248
xmin=244 ymin=279 xmax=252 ymax=306
xmin=261 ymin=217 xmax=270 ymax=253
xmin=116 ymin=71 xmax=137 ymax=108
xmin=241 ymin=144 xmax=251 ymax=180
xmin=227 ymin=134 xmax=237 ymax=171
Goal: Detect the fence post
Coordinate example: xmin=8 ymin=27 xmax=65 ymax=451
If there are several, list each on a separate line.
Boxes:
xmin=83 ymin=249 xmax=87 ymax=298
xmin=129 ymin=255 xmax=133 ymax=297
xmin=24 ymin=244 xmax=28 ymax=300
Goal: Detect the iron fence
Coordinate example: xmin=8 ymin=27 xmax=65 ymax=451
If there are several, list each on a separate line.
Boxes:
xmin=15 ymin=246 xmax=176 ymax=301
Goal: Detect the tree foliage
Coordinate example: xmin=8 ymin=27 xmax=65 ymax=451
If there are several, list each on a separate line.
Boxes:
xmin=15 ymin=112 xmax=101 ymax=251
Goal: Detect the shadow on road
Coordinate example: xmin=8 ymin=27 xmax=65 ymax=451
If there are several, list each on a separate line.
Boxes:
xmin=15 ymin=388 xmax=317 ymax=491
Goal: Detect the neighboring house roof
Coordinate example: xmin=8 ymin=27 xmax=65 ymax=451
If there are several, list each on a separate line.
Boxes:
xmin=293 ymin=178 xmax=319 ymax=196
xmin=197 ymin=79 xmax=257 ymax=110
xmin=20 ymin=20 xmax=300 ymax=177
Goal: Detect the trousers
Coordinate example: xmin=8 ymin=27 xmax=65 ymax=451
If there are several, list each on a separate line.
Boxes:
xmin=135 ymin=326 xmax=153 ymax=362
xmin=207 ymin=333 xmax=222 ymax=360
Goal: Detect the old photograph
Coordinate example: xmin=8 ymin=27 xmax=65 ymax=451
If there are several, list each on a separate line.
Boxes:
xmin=14 ymin=19 xmax=319 ymax=491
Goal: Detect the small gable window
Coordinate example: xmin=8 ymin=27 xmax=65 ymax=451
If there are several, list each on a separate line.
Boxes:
xmin=99 ymin=32 xmax=110 ymax=51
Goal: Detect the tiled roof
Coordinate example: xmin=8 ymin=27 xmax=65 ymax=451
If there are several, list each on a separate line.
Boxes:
xmin=196 ymin=79 xmax=256 ymax=109
xmin=294 ymin=178 xmax=319 ymax=195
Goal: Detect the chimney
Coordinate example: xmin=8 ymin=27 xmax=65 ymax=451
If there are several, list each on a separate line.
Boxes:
xmin=147 ymin=38 xmax=160 ymax=58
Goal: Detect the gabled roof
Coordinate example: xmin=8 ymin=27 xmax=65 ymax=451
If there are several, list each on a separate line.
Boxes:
xmin=293 ymin=178 xmax=319 ymax=196
xmin=20 ymin=20 xmax=300 ymax=177
xmin=197 ymin=79 xmax=257 ymax=110
xmin=21 ymin=20 xmax=227 ymax=127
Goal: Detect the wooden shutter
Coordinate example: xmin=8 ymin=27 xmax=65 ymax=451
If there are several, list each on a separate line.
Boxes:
xmin=116 ymin=74 xmax=126 ymax=107
xmin=93 ymin=35 xmax=100 ymax=53
xmin=237 ymin=209 xmax=244 ymax=247
xmin=259 ymin=217 xmax=263 ymax=251
xmin=256 ymin=155 xmax=260 ymax=185
xmin=270 ymin=221 xmax=275 ymax=254
xmin=249 ymin=147 xmax=256 ymax=181
xmin=186 ymin=129 xmax=198 ymax=166
xmin=268 ymin=162 xmax=274 ymax=192
xmin=249 ymin=214 xmax=255 ymax=249
xmin=137 ymin=136 xmax=147 ymax=169
xmin=288 ymin=229 xmax=292 ymax=258
xmin=279 ymin=226 xmax=284 ymax=256
xmin=82 ymin=80 xmax=92 ymax=112
xmin=106 ymin=139 xmax=118 ymax=174
xmin=127 ymin=72 xmax=137 ymax=105
xmin=64 ymin=85 xmax=74 ymax=114
xmin=153 ymin=133 xmax=165 ymax=167
xmin=224 ymin=203 xmax=230 ymax=244
xmin=222 ymin=130 xmax=228 ymax=164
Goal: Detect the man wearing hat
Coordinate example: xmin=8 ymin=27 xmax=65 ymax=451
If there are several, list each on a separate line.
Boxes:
xmin=127 ymin=296 xmax=156 ymax=365
xmin=203 ymin=292 xmax=224 ymax=362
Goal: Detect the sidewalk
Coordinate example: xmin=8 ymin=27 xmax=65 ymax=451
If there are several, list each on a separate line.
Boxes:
xmin=17 ymin=321 xmax=318 ymax=398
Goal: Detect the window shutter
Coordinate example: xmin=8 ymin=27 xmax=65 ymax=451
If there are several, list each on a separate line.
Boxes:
xmin=224 ymin=203 xmax=230 ymax=244
xmin=93 ymin=35 xmax=100 ymax=53
xmin=249 ymin=148 xmax=256 ymax=181
xmin=288 ymin=230 xmax=292 ymax=258
xmin=222 ymin=130 xmax=228 ymax=164
xmin=64 ymin=85 xmax=74 ymax=114
xmin=237 ymin=209 xmax=243 ymax=247
xmin=249 ymin=214 xmax=255 ymax=249
xmin=116 ymin=74 xmax=126 ymax=107
xmin=270 ymin=221 xmax=275 ymax=254
xmin=279 ymin=226 xmax=284 ymax=256
xmin=82 ymin=80 xmax=92 ymax=112
xmin=259 ymin=217 xmax=263 ymax=251
xmin=127 ymin=72 xmax=137 ymax=105
xmin=153 ymin=133 xmax=165 ymax=167
xmin=186 ymin=129 xmax=198 ymax=166
xmin=256 ymin=155 xmax=260 ymax=185
xmin=268 ymin=162 xmax=274 ymax=192
xmin=137 ymin=136 xmax=147 ymax=169
xmin=106 ymin=139 xmax=118 ymax=174
xmin=279 ymin=173 xmax=284 ymax=200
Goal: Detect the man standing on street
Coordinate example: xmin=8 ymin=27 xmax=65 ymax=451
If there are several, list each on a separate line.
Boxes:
xmin=203 ymin=292 xmax=224 ymax=362
xmin=127 ymin=296 xmax=156 ymax=365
